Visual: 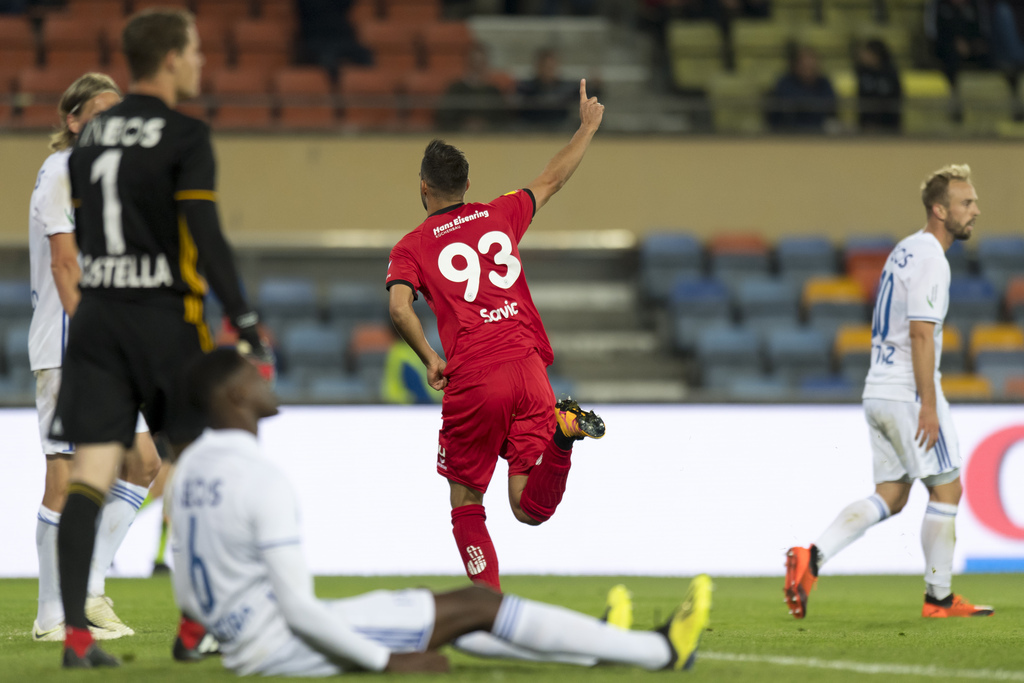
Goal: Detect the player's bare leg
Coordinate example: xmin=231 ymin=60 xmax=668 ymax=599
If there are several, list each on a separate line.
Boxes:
xmin=449 ymin=481 xmax=501 ymax=591
xmin=60 ymin=442 xmax=127 ymax=667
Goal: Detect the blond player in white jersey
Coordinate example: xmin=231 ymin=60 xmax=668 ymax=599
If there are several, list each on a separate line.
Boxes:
xmin=28 ymin=73 xmax=162 ymax=642
xmin=170 ymin=348 xmax=712 ymax=676
xmin=785 ymin=164 xmax=994 ymax=620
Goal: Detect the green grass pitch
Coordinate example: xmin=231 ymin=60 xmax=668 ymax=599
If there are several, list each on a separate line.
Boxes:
xmin=1 ymin=574 xmax=1022 ymax=682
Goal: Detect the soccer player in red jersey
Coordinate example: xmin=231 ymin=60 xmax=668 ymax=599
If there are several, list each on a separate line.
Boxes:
xmin=387 ymin=80 xmax=606 ymax=591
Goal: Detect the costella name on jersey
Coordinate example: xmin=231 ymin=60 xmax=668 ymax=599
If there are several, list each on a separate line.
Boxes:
xmin=80 ymin=253 xmax=174 ymax=289
xmin=433 ymin=209 xmax=490 ymax=238
xmin=79 ymin=116 xmax=166 ymax=148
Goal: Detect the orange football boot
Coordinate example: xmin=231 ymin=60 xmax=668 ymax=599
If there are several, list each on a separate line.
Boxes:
xmin=555 ymin=398 xmax=605 ymax=440
xmin=784 ymin=546 xmax=818 ymax=619
xmin=922 ymin=594 xmax=994 ymax=618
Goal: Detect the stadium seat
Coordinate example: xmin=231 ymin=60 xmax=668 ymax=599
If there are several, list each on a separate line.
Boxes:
xmin=209 ymin=67 xmax=273 ymax=129
xmin=0 ymin=281 xmax=32 ymax=335
xmin=766 ymin=328 xmax=832 ymax=385
xmin=308 ymin=373 xmax=375 ymax=402
xmin=887 ymin=0 xmax=927 ymax=30
xmin=941 ymin=325 xmax=966 ymax=374
xmin=274 ymin=67 xmax=336 ymax=129
xmin=1005 ymin=375 xmax=1024 ymax=399
xmin=639 ymin=232 xmax=704 ymax=302
xmin=1006 ymin=276 xmax=1024 ymax=326
xmin=969 ymin=323 xmax=1024 ymax=396
xmin=726 ymin=375 xmax=790 ymax=400
xmin=708 ymin=233 xmax=770 ymax=290
xmin=835 ymin=323 xmax=872 ymax=385
xmin=0 ymin=15 xmax=36 ymax=56
xmin=668 ymin=278 xmax=732 ymax=352
xmin=194 ymin=17 xmax=230 ymax=69
xmin=796 ymin=25 xmax=850 ymax=73
xmin=803 ymin=276 xmax=867 ymax=343
xmin=977 ymin=236 xmax=1024 ymax=293
xmin=846 ymin=251 xmax=889 ymax=301
xmin=259 ymin=0 xmax=297 ymax=32
xmin=940 ymin=373 xmax=992 ymax=400
xmin=945 ymin=239 xmax=971 ymax=279
xmin=735 ymin=277 xmax=800 ymax=336
xmin=844 ymin=235 xmax=895 ymax=255
xmin=947 ymin=276 xmax=1000 ymax=334
xmin=350 ymin=0 xmax=383 ymax=23
xmin=959 ymin=72 xmax=1014 ymax=136
xmin=901 ymin=70 xmax=954 ymax=136
xmin=421 ymin=22 xmax=473 ymax=78
xmin=339 ymin=66 xmax=402 ymax=129
xmin=771 ymin=0 xmax=817 ymax=26
xmin=974 ymin=350 xmax=1024 ymax=396
xmin=195 ymin=0 xmax=254 ymax=23
xmin=969 ymin=323 xmax=1024 ymax=357
xmin=402 ymin=69 xmax=454 ymax=130
xmin=65 ymin=0 xmax=126 ymax=19
xmin=282 ymin=322 xmax=347 ymax=372
xmin=42 ymin=16 xmax=104 ymax=67
xmin=349 ymin=322 xmax=396 ymax=377
xmin=853 ymin=24 xmax=912 ymax=65
xmin=358 ymin=21 xmax=420 ymax=71
xmin=695 ymin=325 xmax=762 ymax=389
xmin=798 ymin=374 xmax=857 ymax=400
xmin=326 ymin=282 xmax=388 ymax=324
xmin=233 ymin=19 xmax=292 ymax=70
xmin=4 ymin=324 xmax=30 ymax=376
xmin=732 ymin=19 xmax=790 ymax=77
xmin=776 ymin=236 xmax=837 ymax=286
xmin=17 ymin=67 xmax=95 ymax=129
xmin=708 ymin=72 xmax=767 ymax=134
xmin=666 ymin=20 xmax=724 ymax=90
xmin=386 ymin=0 xmax=440 ymax=23
xmin=257 ymin=277 xmax=319 ymax=320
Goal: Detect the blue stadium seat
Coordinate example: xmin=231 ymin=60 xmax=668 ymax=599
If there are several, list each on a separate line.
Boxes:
xmin=4 ymin=324 xmax=30 ymax=375
xmin=308 ymin=373 xmax=375 ymax=403
xmin=695 ymin=325 xmax=762 ymax=389
xmin=947 ymin=277 xmax=1000 ymax=333
xmin=735 ymin=277 xmax=800 ymax=336
xmin=669 ymin=278 xmax=732 ymax=352
xmin=326 ymin=281 xmax=388 ymax=324
xmin=640 ymin=233 xmax=704 ymax=302
xmin=270 ymin=372 xmax=307 ymax=403
xmin=726 ymin=375 xmax=790 ymax=400
xmin=0 ymin=280 xmax=32 ymax=334
xmin=945 ymin=240 xmax=972 ymax=279
xmin=257 ymin=277 xmax=319 ymax=320
xmin=798 ymin=374 xmax=857 ymax=400
xmin=776 ymin=236 xmax=837 ymax=286
xmin=281 ymin=322 xmax=347 ymax=372
xmin=766 ymin=328 xmax=831 ymax=384
xmin=710 ymin=250 xmax=770 ymax=291
xmin=844 ymin=235 xmax=896 ymax=255
xmin=974 ymin=350 xmax=1024 ymax=396
xmin=978 ymin=236 xmax=1024 ymax=293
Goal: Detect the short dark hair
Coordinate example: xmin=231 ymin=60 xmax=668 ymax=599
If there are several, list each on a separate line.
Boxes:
xmin=420 ymin=139 xmax=469 ymax=198
xmin=122 ymin=9 xmax=194 ymax=82
xmin=186 ymin=348 xmax=247 ymax=416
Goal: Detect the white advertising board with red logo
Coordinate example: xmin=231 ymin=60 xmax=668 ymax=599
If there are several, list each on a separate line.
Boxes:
xmin=0 ymin=405 xmax=1020 ymax=577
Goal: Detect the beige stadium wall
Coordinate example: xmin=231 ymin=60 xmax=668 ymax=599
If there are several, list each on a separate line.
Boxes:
xmin=2 ymin=134 xmax=1022 ymax=246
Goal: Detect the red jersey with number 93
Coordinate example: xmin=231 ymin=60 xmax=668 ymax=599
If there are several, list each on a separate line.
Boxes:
xmin=386 ymin=189 xmax=554 ymax=378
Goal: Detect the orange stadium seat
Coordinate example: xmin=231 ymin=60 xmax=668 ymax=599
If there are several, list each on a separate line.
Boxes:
xmin=194 ymin=17 xmax=230 ymax=70
xmin=358 ymin=21 xmax=421 ymax=71
xmin=273 ymin=67 xmax=336 ymax=129
xmin=209 ymin=67 xmax=273 ymax=129
xmin=0 ymin=16 xmax=38 ymax=73
xmin=194 ymin=0 xmax=254 ymax=22
xmin=708 ymin=233 xmax=768 ymax=254
xmin=103 ymin=17 xmax=129 ymax=69
xmin=350 ymin=0 xmax=383 ymax=23
xmin=402 ymin=69 xmax=455 ymax=130
xmin=233 ymin=19 xmax=292 ymax=70
xmin=258 ymin=0 xmax=297 ymax=32
xmin=940 ymin=373 xmax=993 ymax=400
xmin=1006 ymin=276 xmax=1024 ymax=319
xmin=133 ymin=0 xmax=191 ymax=11
xmin=177 ymin=100 xmax=211 ymax=122
xmin=66 ymin=0 xmax=126 ymax=19
xmin=422 ymin=22 xmax=472 ymax=76
xmin=1005 ymin=376 xmax=1024 ymax=399
xmin=0 ymin=102 xmax=13 ymax=127
xmin=339 ymin=66 xmax=401 ymax=129
xmin=846 ymin=251 xmax=888 ymax=300
xmin=969 ymin=323 xmax=1024 ymax=358
xmin=385 ymin=0 xmax=440 ymax=22
xmin=17 ymin=66 xmax=99 ymax=128
xmin=42 ymin=16 xmax=104 ymax=68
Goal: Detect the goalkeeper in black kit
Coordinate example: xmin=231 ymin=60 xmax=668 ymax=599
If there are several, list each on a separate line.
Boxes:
xmin=50 ymin=8 xmax=272 ymax=668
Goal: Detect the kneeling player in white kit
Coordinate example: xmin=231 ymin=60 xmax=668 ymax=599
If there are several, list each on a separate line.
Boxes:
xmin=170 ymin=348 xmax=712 ymax=675
xmin=785 ymin=164 xmax=994 ymax=619
xmin=28 ymin=72 xmax=162 ymax=642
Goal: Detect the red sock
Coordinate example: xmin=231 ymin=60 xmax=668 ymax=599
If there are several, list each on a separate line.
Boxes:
xmin=519 ymin=439 xmax=572 ymax=523
xmin=177 ymin=614 xmax=206 ymax=650
xmin=64 ymin=625 xmax=93 ymax=657
xmin=451 ymin=504 xmax=501 ymax=591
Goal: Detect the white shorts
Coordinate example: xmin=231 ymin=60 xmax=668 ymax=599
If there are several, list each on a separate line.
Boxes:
xmin=254 ymin=589 xmax=435 ymax=677
xmin=34 ymin=368 xmax=149 ymax=456
xmin=864 ymin=397 xmax=961 ymax=485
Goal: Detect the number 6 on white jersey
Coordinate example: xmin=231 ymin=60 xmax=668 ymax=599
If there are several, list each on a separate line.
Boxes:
xmin=438 ymin=230 xmax=522 ymax=302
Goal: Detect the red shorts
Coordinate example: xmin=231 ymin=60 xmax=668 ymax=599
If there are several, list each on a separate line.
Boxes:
xmin=437 ymin=351 xmax=556 ymax=493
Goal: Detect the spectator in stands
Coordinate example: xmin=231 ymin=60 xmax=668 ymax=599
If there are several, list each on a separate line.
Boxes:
xmin=517 ymin=48 xmax=579 ymax=129
xmin=297 ymin=0 xmax=372 ymax=80
xmin=855 ymin=39 xmax=902 ymax=134
xmin=988 ymin=0 xmax=1024 ymax=74
xmin=436 ymin=43 xmax=510 ymax=132
xmin=925 ymin=0 xmax=993 ymax=84
xmin=0 ymin=0 xmax=27 ymax=13
xmin=766 ymin=44 xmax=837 ymax=134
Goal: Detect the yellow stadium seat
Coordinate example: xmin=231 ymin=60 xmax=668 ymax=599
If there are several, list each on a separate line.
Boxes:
xmin=887 ymin=0 xmax=926 ymax=28
xmin=733 ymin=20 xmax=792 ymax=59
xmin=798 ymin=25 xmax=851 ymax=72
xmin=667 ymin=21 xmax=725 ymax=89
xmin=708 ymin=73 xmax=767 ymax=134
xmin=969 ymin=323 xmax=1024 ymax=358
xmin=835 ymin=323 xmax=872 ymax=356
xmin=941 ymin=373 xmax=993 ymax=400
xmin=942 ymin=325 xmax=964 ymax=354
xmin=901 ymin=70 xmax=954 ymax=136
xmin=673 ymin=57 xmax=726 ymax=90
xmin=831 ymin=69 xmax=857 ymax=129
xmin=772 ymin=0 xmax=817 ymax=25
xmin=959 ymin=72 xmax=1014 ymax=136
xmin=803 ymin=277 xmax=867 ymax=306
xmin=822 ymin=0 xmax=879 ymax=27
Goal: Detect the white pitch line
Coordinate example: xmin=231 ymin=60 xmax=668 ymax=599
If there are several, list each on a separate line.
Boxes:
xmin=701 ymin=651 xmax=1024 ymax=681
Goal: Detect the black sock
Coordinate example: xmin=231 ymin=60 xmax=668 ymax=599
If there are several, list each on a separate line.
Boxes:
xmin=810 ymin=544 xmax=822 ymax=577
xmin=59 ymin=484 xmax=105 ymax=629
xmin=552 ymin=427 xmax=576 ymax=451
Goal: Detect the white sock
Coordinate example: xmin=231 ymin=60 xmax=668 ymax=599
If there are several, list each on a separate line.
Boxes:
xmin=491 ymin=595 xmax=672 ymax=670
xmin=921 ymin=502 xmax=957 ymax=600
xmin=814 ymin=493 xmax=890 ymax=566
xmin=36 ymin=506 xmax=64 ymax=629
xmin=454 ymin=631 xmax=598 ymax=666
xmin=88 ymin=479 xmax=149 ymax=597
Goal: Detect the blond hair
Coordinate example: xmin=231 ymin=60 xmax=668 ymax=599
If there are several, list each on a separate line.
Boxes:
xmin=48 ymin=73 xmax=121 ymax=152
xmin=921 ymin=164 xmax=972 ymax=217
